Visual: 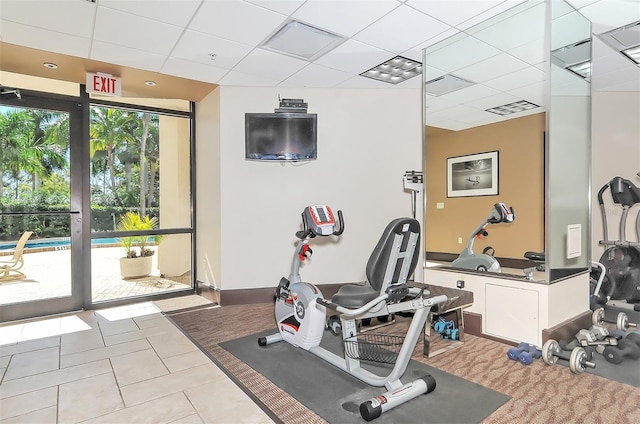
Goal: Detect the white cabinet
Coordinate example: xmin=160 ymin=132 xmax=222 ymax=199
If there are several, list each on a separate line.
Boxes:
xmin=485 ymin=284 xmax=539 ymax=345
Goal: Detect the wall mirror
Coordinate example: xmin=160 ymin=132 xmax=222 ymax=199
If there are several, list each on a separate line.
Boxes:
xmin=547 ymin=0 xmax=592 ymax=281
xmin=422 ymin=0 xmax=596 ymax=283
xmin=422 ymin=0 xmax=547 ymax=278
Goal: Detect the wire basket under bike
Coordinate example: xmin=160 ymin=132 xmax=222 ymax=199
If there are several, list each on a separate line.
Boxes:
xmin=343 ymin=333 xmax=405 ymax=364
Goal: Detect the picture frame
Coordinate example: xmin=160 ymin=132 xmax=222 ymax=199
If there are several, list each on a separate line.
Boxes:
xmin=447 ymin=151 xmax=499 ymax=198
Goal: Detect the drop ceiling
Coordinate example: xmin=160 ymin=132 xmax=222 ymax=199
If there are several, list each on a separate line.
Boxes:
xmin=0 ymin=0 xmax=638 ymax=123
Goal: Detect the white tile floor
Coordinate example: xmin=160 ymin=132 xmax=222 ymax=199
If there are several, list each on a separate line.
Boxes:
xmin=0 ymin=299 xmax=274 ymax=424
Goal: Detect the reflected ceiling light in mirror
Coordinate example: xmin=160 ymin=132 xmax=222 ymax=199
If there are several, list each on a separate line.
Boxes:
xmin=551 ymin=39 xmax=592 ymax=80
xmin=597 ymin=20 xmax=640 ymax=66
xmin=360 ymin=56 xmax=422 ymax=85
xmin=621 ymin=45 xmax=640 ymax=65
xmin=486 ymin=100 xmax=540 ymax=116
xmin=424 ymin=74 xmax=474 ymax=96
xmin=260 ymin=20 xmax=346 ymax=61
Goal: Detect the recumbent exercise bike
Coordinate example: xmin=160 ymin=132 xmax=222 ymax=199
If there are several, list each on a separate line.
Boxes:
xmin=258 ymin=205 xmax=448 ymax=421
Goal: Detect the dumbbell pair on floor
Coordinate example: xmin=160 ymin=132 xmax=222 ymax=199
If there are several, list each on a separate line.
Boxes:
xmin=602 ymin=331 xmax=640 ymax=364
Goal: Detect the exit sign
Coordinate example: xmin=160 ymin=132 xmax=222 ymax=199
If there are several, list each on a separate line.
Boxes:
xmin=86 ymin=73 xmax=121 ymax=97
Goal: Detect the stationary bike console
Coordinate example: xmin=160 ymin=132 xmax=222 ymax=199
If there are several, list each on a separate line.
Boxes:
xmin=296 ymin=205 xmax=344 ymax=238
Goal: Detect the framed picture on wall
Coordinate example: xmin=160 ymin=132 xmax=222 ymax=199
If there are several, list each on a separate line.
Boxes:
xmin=447 ymin=151 xmax=499 ymax=197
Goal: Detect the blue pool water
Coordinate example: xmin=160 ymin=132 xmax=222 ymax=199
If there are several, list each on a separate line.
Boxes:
xmin=0 ymin=237 xmax=120 ymax=251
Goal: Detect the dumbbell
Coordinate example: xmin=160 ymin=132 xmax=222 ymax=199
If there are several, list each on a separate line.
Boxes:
xmin=507 ymin=342 xmax=541 ymax=365
xmin=592 ymin=308 xmax=638 ymax=331
xmin=626 ymin=331 xmax=640 ymax=347
xmin=601 ymin=338 xmax=640 ymax=364
xmin=541 ymin=339 xmax=596 ymax=374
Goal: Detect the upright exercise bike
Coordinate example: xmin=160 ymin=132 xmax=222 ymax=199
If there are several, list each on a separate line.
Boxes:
xmin=452 ymin=202 xmax=515 ymax=272
xmin=258 ymin=205 xmax=448 ymax=421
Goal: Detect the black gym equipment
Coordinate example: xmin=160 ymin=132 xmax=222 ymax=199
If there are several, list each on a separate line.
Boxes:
xmin=594 ymin=177 xmax=640 ymax=310
xmin=541 ymin=339 xmax=596 ymax=374
xmin=602 ymin=338 xmax=640 ymax=364
xmin=592 ymin=307 xmax=638 ymax=332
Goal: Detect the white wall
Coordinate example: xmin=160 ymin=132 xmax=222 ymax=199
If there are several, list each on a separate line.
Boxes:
xmin=197 ymin=86 xmax=422 ymax=291
xmin=195 ymin=88 xmax=222 ymax=290
xmin=591 ymin=91 xmax=640 ymax=260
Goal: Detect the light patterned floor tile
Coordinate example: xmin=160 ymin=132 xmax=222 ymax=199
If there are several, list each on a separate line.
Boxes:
xmin=3 ymin=346 xmax=59 ymax=381
xmin=102 ymin=323 xmax=177 ymax=346
xmin=60 ymin=328 xmax=104 ymax=355
xmin=60 ymin=338 xmax=150 ymax=368
xmin=81 ymin=392 xmax=197 ymax=424
xmin=146 ymin=332 xmax=199 ymax=359
xmin=111 ymin=349 xmax=169 ymax=386
xmin=0 ymin=359 xmax=111 ymax=400
xmin=161 ymin=349 xmax=213 ymax=373
xmin=96 ymin=318 xmax=140 ymax=337
xmin=120 ymin=363 xmax=226 ymax=406
xmin=58 ymin=373 xmax=124 ymax=424
xmin=167 ymin=413 xmax=205 ymax=424
xmin=0 ymin=386 xmax=57 ymax=420
xmin=184 ymin=379 xmax=274 ymax=424
xmin=0 ymin=405 xmax=57 ymax=424
xmin=0 ymin=336 xmax=60 ymax=357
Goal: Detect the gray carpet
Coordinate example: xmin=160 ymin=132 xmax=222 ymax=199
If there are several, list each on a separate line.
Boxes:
xmin=220 ymin=329 xmax=510 ymax=424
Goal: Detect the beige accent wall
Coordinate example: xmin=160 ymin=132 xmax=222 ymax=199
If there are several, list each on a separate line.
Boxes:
xmin=425 ymin=113 xmax=545 ymax=259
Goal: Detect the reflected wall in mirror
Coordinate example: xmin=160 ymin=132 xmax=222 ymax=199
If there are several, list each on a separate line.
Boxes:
xmin=423 ymin=0 xmax=546 ymax=273
xmin=547 ymin=0 xmax=592 ymax=281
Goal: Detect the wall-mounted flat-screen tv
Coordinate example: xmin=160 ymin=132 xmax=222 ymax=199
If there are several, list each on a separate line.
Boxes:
xmin=245 ymin=113 xmax=317 ymax=161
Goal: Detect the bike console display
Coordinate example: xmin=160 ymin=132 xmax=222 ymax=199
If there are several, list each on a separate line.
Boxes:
xmin=304 ymin=205 xmax=336 ymax=236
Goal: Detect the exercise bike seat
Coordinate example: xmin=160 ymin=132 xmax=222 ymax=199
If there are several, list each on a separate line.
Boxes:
xmin=331 ymin=217 xmax=420 ymax=310
xmin=524 ymin=251 xmax=545 ymax=262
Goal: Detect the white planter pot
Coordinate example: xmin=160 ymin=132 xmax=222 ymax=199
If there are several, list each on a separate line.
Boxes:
xmin=119 ymin=256 xmax=153 ymax=279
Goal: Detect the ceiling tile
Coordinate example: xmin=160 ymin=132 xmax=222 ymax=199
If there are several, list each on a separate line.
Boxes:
xmin=397 ymin=74 xmax=423 ymax=88
xmin=217 ymin=69 xmax=282 ymax=87
xmin=427 ymin=119 xmax=475 ymax=131
xmin=244 ymin=0 xmax=306 ymax=16
xmin=279 ymin=63 xmax=353 ymax=87
xmin=435 ymin=83 xmax=500 ymax=105
xmin=293 ymin=0 xmax=400 ymax=38
xmin=0 ymin=21 xmax=91 ymax=58
xmin=593 ymin=65 xmax=640 ymax=92
xmin=161 ymin=57 xmax=229 ymax=84
xmin=171 ymin=30 xmax=253 ymax=70
xmin=458 ymin=0 xmax=530 ymax=31
xmin=465 ymin=92 xmax=522 ymax=110
xmin=0 ymin=0 xmax=95 ymax=38
xmin=551 ymin=11 xmax=592 ymax=50
xmin=458 ymin=110 xmax=511 ymax=126
xmin=232 ymin=48 xmax=309 ymax=82
xmin=99 ymin=0 xmax=201 ymax=27
xmin=189 ymin=0 xmax=286 ymax=47
xmin=424 ymin=65 xmax=447 ymax=81
xmin=407 ymin=0 xmax=506 ymax=27
xmin=472 ymin=2 xmax=546 ymax=51
xmin=566 ymin=0 xmax=600 ymax=9
xmin=508 ymin=38 xmax=546 ymax=66
xmin=508 ymin=81 xmax=547 ymax=106
xmin=94 ymin=7 xmax=183 ymax=56
xmin=337 ymin=75 xmax=393 ymax=88
xmin=577 ymin=0 xmax=640 ymax=30
xmin=90 ymin=40 xmax=167 ymax=73
xmin=426 ymin=36 xmax=501 ymax=72
xmin=483 ymin=66 xmax=546 ymax=91
xmin=353 ymin=4 xmax=451 ymax=54
xmin=313 ymin=39 xmax=394 ymax=75
xmin=455 ymin=53 xmax=530 ymax=83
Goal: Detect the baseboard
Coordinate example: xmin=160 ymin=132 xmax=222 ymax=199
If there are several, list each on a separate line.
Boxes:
xmin=541 ymin=310 xmax=592 ymax=344
xmin=196 ymin=280 xmax=220 ymax=304
xmin=219 ymin=283 xmax=346 ymax=306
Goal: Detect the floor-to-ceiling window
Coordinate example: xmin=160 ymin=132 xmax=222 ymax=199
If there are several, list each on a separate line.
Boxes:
xmin=0 ymin=75 xmax=196 ymax=322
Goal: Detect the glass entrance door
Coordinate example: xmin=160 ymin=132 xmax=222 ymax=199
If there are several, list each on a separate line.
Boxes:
xmin=0 ymin=93 xmax=84 ymax=322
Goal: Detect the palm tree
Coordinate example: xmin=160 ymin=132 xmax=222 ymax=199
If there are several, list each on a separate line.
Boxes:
xmin=90 ymin=107 xmax=137 ymax=203
xmin=26 ymin=109 xmax=69 ymax=193
xmin=0 ymin=109 xmax=34 ymax=203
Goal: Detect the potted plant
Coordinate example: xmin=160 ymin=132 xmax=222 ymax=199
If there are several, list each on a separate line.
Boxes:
xmin=117 ymin=212 xmax=161 ymax=279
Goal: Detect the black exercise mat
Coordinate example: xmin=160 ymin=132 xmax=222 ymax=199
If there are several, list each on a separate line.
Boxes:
xmin=220 ymin=329 xmax=510 ymax=424
xmin=583 ymin=349 xmax=640 ymax=387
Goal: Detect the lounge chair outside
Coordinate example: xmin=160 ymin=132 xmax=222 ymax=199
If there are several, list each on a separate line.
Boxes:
xmin=0 ymin=231 xmax=34 ymax=282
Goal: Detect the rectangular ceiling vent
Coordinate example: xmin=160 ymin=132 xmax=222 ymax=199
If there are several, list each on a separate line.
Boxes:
xmin=260 ymin=20 xmax=346 ymax=62
xmin=425 ymin=74 xmax=475 ymax=96
xmin=551 ymin=39 xmax=592 ymax=79
xmin=597 ymin=20 xmax=640 ymax=65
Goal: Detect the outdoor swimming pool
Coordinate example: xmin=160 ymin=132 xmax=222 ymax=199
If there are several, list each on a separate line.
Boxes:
xmin=0 ymin=237 xmax=121 ymax=251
